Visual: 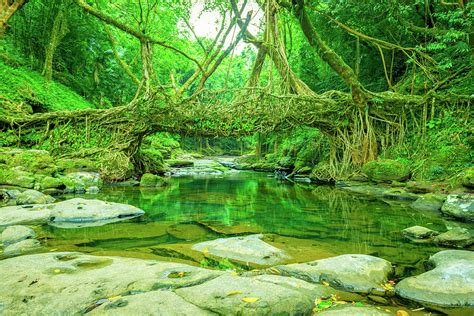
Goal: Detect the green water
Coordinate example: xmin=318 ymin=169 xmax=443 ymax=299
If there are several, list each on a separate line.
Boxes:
xmin=41 ymin=171 xmax=471 ymax=273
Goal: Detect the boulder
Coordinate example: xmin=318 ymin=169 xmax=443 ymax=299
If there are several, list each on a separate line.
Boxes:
xmin=361 ymin=159 xmax=410 ymax=183
xmin=433 ymin=227 xmax=473 ymax=248
xmin=0 ymin=168 xmax=35 ymax=188
xmin=276 ymin=254 xmax=393 ymax=294
xmin=3 ymin=239 xmax=41 ymax=256
xmin=411 ymin=193 xmax=445 ymax=212
xmin=0 ymin=198 xmax=145 ymax=228
xmin=0 ymin=149 xmax=56 ymax=176
xmin=166 ymin=159 xmax=194 ymax=168
xmin=462 ymin=167 xmax=474 ymax=188
xmin=40 ymin=176 xmax=64 ymax=190
xmin=86 ymin=186 xmax=100 ymax=194
xmin=0 ymin=252 xmax=223 ymax=314
xmin=192 ymin=234 xmax=289 ymax=266
xmin=395 ymin=250 xmax=474 ymax=311
xmin=65 ymin=172 xmax=102 ymax=189
xmin=139 ymin=173 xmax=168 ymax=187
xmin=0 ymin=225 xmax=36 ymax=245
xmin=175 ymin=274 xmax=335 ymax=315
xmin=406 ymin=181 xmax=436 ymax=193
xmin=16 ymin=189 xmax=55 ymax=205
xmin=441 ymin=194 xmax=474 ymax=221
xmin=402 ymin=226 xmax=439 ymax=240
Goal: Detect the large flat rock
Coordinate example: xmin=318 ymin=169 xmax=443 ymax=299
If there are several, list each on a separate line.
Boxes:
xmin=0 ymin=198 xmax=144 ymax=227
xmin=275 ymin=254 xmax=393 ymax=294
xmin=0 ymin=252 xmax=223 ymax=314
xmin=395 ymin=250 xmax=474 ymax=311
xmin=175 ymin=274 xmax=335 ymax=315
xmin=192 ymin=234 xmax=289 ymax=266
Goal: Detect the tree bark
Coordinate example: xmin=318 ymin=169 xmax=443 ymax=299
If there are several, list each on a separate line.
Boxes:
xmin=42 ymin=8 xmax=68 ymax=81
xmin=293 ymin=0 xmax=366 ymax=106
xmin=0 ymin=0 xmax=27 ymax=36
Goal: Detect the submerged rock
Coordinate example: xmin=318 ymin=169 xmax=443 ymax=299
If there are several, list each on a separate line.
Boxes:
xmin=318 ymin=305 xmax=391 ymax=315
xmin=410 ymin=193 xmax=445 ymax=212
xmin=276 ymin=254 xmax=393 ymax=294
xmin=433 ymin=227 xmax=473 ymax=248
xmin=395 ymin=250 xmax=474 ymax=311
xmin=15 ymin=189 xmax=55 ymax=205
xmin=402 ymin=226 xmax=439 ymax=240
xmin=192 ymin=234 xmax=289 ymax=266
xmin=3 ymin=239 xmax=41 ymax=256
xmin=441 ymin=194 xmax=474 ymax=221
xmin=0 ymin=225 xmax=36 ymax=245
xmin=0 ymin=198 xmax=145 ymax=228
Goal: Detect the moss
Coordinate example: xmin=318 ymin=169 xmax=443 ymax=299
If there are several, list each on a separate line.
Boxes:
xmin=462 ymin=167 xmax=474 ymax=189
xmin=140 ymin=173 xmax=168 ymax=187
xmin=40 ymin=176 xmax=64 ymax=189
xmin=166 ymin=160 xmax=194 ymax=168
xmin=362 ymin=159 xmax=411 ymax=183
xmin=0 ymin=168 xmax=35 ymax=188
xmin=138 ymin=149 xmax=167 ymax=174
xmin=0 ymin=60 xmax=95 ymax=113
xmin=0 ymin=149 xmax=56 ymax=176
xmin=56 ymin=158 xmax=99 ymax=173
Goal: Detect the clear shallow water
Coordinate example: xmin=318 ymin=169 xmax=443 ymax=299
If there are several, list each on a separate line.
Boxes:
xmin=41 ymin=171 xmax=472 ymax=273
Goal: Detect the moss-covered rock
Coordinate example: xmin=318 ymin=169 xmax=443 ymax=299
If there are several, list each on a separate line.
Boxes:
xmin=138 ymin=149 xmax=167 ymax=174
xmin=40 ymin=176 xmax=64 ymax=190
xmin=362 ymin=159 xmax=410 ymax=183
xmin=99 ymin=152 xmax=134 ymax=182
xmin=0 ymin=169 xmax=35 ymax=188
xmin=461 ymin=167 xmax=474 ymax=189
xmin=166 ymin=159 xmax=194 ymax=168
xmin=140 ymin=173 xmax=168 ymax=187
xmin=56 ymin=158 xmax=99 ymax=173
xmin=0 ymin=149 xmax=56 ymax=176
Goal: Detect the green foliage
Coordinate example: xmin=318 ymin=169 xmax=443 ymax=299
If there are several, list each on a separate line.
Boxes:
xmin=200 ymin=257 xmax=238 ymax=271
xmin=0 ymin=60 xmax=95 ymax=113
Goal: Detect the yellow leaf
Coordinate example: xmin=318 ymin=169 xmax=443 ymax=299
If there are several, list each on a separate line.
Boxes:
xmin=49 ymin=248 xmax=58 ymax=252
xmin=269 ymin=267 xmax=280 ymax=274
xmin=335 ymin=301 xmax=348 ymax=305
xmin=322 ymin=281 xmax=330 ymax=286
xmin=53 ymin=269 xmax=61 ymax=273
xmin=396 ymin=310 xmax=409 ymax=316
xmin=108 ymin=296 xmax=122 ymax=302
xmin=242 ymin=297 xmax=259 ymax=303
xmin=202 ymin=248 xmax=209 ymax=255
xmin=230 ymin=271 xmax=238 ymax=276
xmin=227 ymin=291 xmax=243 ymax=296
xmin=385 ymin=309 xmax=391 ymax=313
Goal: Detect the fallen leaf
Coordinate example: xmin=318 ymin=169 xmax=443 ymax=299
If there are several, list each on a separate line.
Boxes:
xmin=49 ymin=248 xmax=58 ymax=252
xmin=396 ymin=310 xmax=409 ymax=316
xmin=241 ymin=297 xmax=259 ymax=303
xmin=53 ymin=269 xmax=61 ymax=273
xmin=108 ymin=296 xmax=122 ymax=302
xmin=321 ymin=281 xmax=330 ymax=286
xmin=227 ymin=291 xmax=243 ymax=296
xmin=230 ymin=271 xmax=238 ymax=276
xmin=269 ymin=267 xmax=280 ymax=274
xmin=202 ymin=248 xmax=209 ymax=255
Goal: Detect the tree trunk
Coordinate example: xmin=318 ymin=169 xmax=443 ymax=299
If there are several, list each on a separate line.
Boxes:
xmin=0 ymin=0 xmax=27 ymax=36
xmin=42 ymin=8 xmax=68 ymax=81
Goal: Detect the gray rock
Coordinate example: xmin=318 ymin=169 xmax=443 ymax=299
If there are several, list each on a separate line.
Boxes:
xmin=411 ymin=194 xmax=445 ymax=212
xmin=433 ymin=227 xmax=473 ymax=248
xmin=395 ymin=250 xmax=474 ymax=310
xmin=0 ymin=225 xmax=36 ymax=245
xmin=16 ymin=189 xmax=55 ymax=205
xmin=175 ymin=274 xmax=334 ymax=315
xmin=0 ymin=198 xmax=145 ymax=227
xmin=61 ymin=172 xmax=102 ymax=193
xmin=192 ymin=234 xmax=289 ymax=266
xmin=402 ymin=226 xmax=439 ymax=240
xmin=276 ymin=254 xmax=393 ymax=294
xmin=318 ymin=305 xmax=391 ymax=315
xmin=90 ymin=290 xmax=213 ymax=316
xmin=441 ymin=194 xmax=474 ymax=221
xmin=3 ymin=239 xmax=41 ymax=256
xmin=0 ymin=252 xmax=223 ymax=315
